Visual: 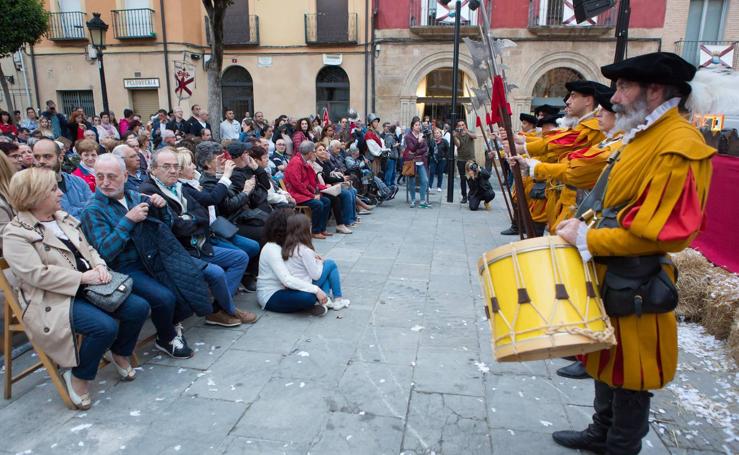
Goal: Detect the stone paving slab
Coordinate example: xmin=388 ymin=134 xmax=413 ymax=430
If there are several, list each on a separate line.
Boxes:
xmin=0 ymin=184 xmax=735 ymax=454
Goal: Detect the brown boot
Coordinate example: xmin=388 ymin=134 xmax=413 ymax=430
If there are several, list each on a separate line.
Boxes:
xmin=205 ymin=311 xmax=242 ymax=327
xmin=236 ymin=309 xmax=258 ymax=324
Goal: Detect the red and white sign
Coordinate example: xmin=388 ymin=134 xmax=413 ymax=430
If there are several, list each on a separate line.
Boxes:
xmin=174 ymin=61 xmax=195 ymax=101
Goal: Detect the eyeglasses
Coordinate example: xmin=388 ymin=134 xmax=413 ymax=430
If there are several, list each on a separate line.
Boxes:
xmin=159 ymin=164 xmax=181 ymax=171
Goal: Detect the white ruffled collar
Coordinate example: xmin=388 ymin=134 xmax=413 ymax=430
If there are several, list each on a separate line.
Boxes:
xmin=622 ymin=98 xmax=681 ymax=145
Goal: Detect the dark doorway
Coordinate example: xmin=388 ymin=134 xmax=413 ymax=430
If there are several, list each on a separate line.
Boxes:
xmin=221 ymin=66 xmax=254 ymax=120
xmin=316 ymin=66 xmax=350 ymax=122
xmin=316 ymin=0 xmax=348 ymax=43
xmin=417 ymin=68 xmax=469 ymax=127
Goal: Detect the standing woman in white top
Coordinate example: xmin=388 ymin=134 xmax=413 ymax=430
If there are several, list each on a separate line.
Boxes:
xmin=256 ymin=208 xmax=329 ymax=316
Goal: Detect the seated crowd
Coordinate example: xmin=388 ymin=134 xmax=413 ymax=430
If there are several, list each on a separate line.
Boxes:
xmin=0 ymin=104 xmax=413 ymax=410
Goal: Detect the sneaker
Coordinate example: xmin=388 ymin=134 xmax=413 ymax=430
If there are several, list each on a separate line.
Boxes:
xmin=205 ymin=311 xmax=242 ymax=327
xmin=500 ymin=225 xmax=519 ymax=236
xmin=437 ymin=187 xmax=442 ymax=192
xmin=419 ymin=202 xmax=431 ymax=209
xmin=331 ymin=298 xmax=350 ymax=310
xmin=461 ymin=196 xmax=468 ymax=204
xmin=311 ymin=304 xmax=328 ymax=316
xmin=389 ymin=186 xmax=400 ymax=200
xmin=236 ymin=309 xmax=258 ymax=324
xmin=312 ymin=233 xmax=327 ymax=240
xmin=484 ymin=201 xmax=491 ymax=210
xmin=357 ymin=210 xmax=372 ymax=216
xmin=155 ymin=334 xmax=194 ymax=359
xmin=409 ymin=201 xmax=416 ymax=208
xmin=241 ymin=275 xmax=257 ymax=293
xmin=320 ymin=231 xmax=334 ymax=237
xmin=336 ymin=225 xmax=353 ymax=234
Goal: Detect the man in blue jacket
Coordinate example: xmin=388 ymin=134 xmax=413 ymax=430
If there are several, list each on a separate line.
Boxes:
xmin=80 ymin=153 xmax=194 ymax=359
xmin=32 ymin=139 xmax=91 ymax=218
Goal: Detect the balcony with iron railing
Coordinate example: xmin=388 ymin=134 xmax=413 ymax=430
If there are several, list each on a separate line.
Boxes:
xmin=408 ymin=0 xmax=489 ymax=38
xmin=528 ymin=0 xmax=617 ymax=36
xmin=111 ymin=8 xmax=156 ymax=39
xmin=675 ymin=40 xmax=738 ymax=69
xmin=48 ymin=11 xmax=87 ymax=41
xmin=305 ymin=12 xmax=358 ymax=45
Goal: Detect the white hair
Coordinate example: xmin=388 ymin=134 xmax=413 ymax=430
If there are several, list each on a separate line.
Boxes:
xmin=112 ymin=144 xmax=131 ymax=158
xmin=96 ymin=152 xmax=126 ymax=173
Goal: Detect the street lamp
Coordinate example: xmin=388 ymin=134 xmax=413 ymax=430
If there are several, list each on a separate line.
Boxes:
xmin=439 ymin=0 xmax=480 ymax=202
xmin=86 ymin=12 xmax=110 ymax=113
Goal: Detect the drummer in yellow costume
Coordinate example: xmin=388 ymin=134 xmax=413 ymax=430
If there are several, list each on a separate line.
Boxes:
xmin=554 ymin=52 xmax=714 ymax=455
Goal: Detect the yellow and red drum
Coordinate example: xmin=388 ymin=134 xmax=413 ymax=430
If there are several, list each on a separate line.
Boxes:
xmin=477 ymin=236 xmax=616 ymax=362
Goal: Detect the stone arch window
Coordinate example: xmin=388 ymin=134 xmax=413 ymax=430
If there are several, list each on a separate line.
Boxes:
xmin=316 ymin=66 xmax=350 ymax=121
xmin=221 ymin=66 xmax=254 ymax=120
xmin=531 ymin=67 xmax=584 ymax=110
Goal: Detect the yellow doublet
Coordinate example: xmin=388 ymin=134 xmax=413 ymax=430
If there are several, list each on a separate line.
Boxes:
xmin=533 ymin=137 xmax=622 ymax=228
xmin=519 ymin=130 xmax=568 ymax=222
xmin=583 ymin=107 xmax=715 ymax=391
xmin=526 ymin=117 xmax=604 ymax=231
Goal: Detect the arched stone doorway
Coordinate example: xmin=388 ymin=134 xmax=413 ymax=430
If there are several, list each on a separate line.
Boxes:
xmin=316 ymin=66 xmax=350 ymax=122
xmin=531 ymin=67 xmax=584 ymax=111
xmin=221 ymin=66 xmax=253 ymax=120
xmin=416 ymin=68 xmax=471 ymax=126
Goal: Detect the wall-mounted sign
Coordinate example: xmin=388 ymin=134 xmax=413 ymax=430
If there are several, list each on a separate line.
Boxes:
xmin=123 ymin=78 xmax=160 ymax=90
xmin=231 ymin=58 xmax=238 ymax=63
xmin=323 ymin=54 xmax=342 ymax=66
xmin=258 ymin=56 xmax=272 ymax=68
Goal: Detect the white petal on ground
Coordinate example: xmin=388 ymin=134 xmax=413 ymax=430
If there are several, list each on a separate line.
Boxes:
xmin=70 ymin=423 xmax=92 ymax=433
xmin=540 ymin=420 xmax=553 ymax=427
xmin=129 ymin=410 xmax=141 ymax=417
xmin=410 ymin=325 xmax=424 ymax=332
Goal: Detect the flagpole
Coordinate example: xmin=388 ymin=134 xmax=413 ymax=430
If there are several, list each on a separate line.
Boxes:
xmin=447 ymin=0 xmax=463 ymax=204
xmin=476 ymin=0 xmax=536 ymax=239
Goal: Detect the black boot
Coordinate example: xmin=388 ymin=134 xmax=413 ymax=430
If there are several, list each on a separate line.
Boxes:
xmin=241 ymin=274 xmax=257 ymax=293
xmin=557 ymin=360 xmax=590 ymax=379
xmin=552 ymin=380 xmax=613 ymax=454
xmin=534 ymin=222 xmax=547 ymax=236
xmin=606 ymin=388 xmax=651 ymax=454
xmin=500 ymin=223 xmax=519 ymax=235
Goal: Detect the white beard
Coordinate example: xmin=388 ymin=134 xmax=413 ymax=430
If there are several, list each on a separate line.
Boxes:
xmin=557 ymin=115 xmax=579 ymax=129
xmin=613 ymin=97 xmax=649 ymax=134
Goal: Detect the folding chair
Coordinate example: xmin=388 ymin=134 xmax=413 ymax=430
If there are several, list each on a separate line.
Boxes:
xmin=1 ymin=258 xmax=75 ymax=409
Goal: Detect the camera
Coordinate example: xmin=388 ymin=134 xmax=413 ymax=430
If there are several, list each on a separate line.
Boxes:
xmin=422 ymin=126 xmax=432 ymax=137
xmin=470 ymin=163 xmax=479 ymax=173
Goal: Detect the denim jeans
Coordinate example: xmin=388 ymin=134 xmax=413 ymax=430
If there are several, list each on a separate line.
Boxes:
xmin=301 ymin=197 xmax=331 ymax=233
xmin=118 ymin=262 xmax=177 ymax=344
xmin=313 ymin=259 xmax=342 ymax=298
xmin=264 ymin=289 xmax=316 ymax=313
xmin=193 ymin=245 xmax=248 ymax=315
xmin=71 ymin=295 xmax=149 ymax=380
xmin=212 ymin=234 xmax=260 ymax=266
xmin=339 ymin=188 xmax=357 ymax=225
xmin=428 ymin=159 xmax=446 ymax=189
xmin=384 ymin=158 xmax=397 ymax=187
xmin=408 ymin=163 xmax=429 ymax=203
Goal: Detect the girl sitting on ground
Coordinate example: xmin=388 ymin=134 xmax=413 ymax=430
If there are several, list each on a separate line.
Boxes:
xmin=282 ymin=213 xmax=350 ymax=310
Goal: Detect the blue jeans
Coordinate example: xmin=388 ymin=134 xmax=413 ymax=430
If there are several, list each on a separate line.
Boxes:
xmin=428 ymin=159 xmax=446 ymax=189
xmin=212 ymin=234 xmax=260 ymax=266
xmin=384 ymin=158 xmax=397 ymax=187
xmin=71 ymin=295 xmax=149 ymax=380
xmin=301 ymin=197 xmax=330 ymax=233
xmin=408 ymin=163 xmax=429 ymax=203
xmin=264 ymin=289 xmax=316 ymax=313
xmin=193 ymin=245 xmax=248 ymax=315
xmin=313 ymin=259 xmax=342 ymax=298
xmin=118 ymin=262 xmax=177 ymax=344
xmin=339 ymin=188 xmax=356 ymax=225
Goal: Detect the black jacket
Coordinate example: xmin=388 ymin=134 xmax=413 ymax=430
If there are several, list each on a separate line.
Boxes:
xmin=186 ymin=117 xmax=210 ymax=137
xmin=316 ymin=158 xmax=344 ymax=185
xmin=429 ymin=138 xmax=451 ymax=162
xmin=139 ymin=177 xmax=218 ymax=257
xmin=467 ymin=168 xmax=494 ymax=198
xmin=166 ymin=118 xmax=188 ymax=135
xmin=200 ymin=172 xmax=252 ymax=219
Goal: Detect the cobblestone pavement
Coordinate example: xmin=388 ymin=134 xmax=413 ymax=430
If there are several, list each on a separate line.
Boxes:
xmin=1 ymin=183 xmax=736 ymax=454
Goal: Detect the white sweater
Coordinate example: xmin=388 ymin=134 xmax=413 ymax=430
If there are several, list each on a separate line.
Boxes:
xmin=285 ymin=244 xmax=324 ymax=283
xmin=257 ymin=242 xmax=319 ymax=307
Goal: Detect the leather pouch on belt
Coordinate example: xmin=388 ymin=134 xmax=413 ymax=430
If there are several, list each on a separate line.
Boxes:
xmin=600 ymin=257 xmax=679 ymax=317
xmin=529 ymin=181 xmax=546 ymax=199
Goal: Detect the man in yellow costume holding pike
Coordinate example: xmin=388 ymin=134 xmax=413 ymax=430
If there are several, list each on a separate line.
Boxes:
xmin=553 ymin=52 xmax=714 ymax=455
xmin=500 ymin=81 xmax=607 ymax=236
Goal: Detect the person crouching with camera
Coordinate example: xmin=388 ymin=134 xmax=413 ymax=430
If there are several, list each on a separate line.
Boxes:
xmin=464 ymin=160 xmax=495 ymax=211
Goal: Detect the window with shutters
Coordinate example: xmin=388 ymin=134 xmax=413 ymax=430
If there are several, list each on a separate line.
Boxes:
xmin=58 ymin=90 xmax=95 ymax=118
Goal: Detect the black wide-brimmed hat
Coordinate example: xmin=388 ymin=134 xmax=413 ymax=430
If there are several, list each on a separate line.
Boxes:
xmin=600 ymin=52 xmax=696 ymax=95
xmin=520 ymin=113 xmax=537 ymax=125
xmin=594 ymin=86 xmax=616 ymax=112
xmin=564 ymin=80 xmax=612 ymax=102
xmin=534 ymin=104 xmax=560 ymax=117
xmin=537 ymin=114 xmax=562 ymax=128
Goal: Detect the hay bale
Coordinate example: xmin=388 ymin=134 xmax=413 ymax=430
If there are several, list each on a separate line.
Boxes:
xmin=702 ymin=269 xmax=739 ymax=340
xmin=728 ymin=317 xmax=739 ymax=364
xmin=673 ymin=249 xmax=713 ymax=322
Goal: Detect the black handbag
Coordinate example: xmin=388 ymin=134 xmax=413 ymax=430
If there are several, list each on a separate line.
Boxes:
xmin=599 ymin=256 xmax=679 ymax=317
xmin=83 ymin=271 xmax=133 ymax=313
xmin=529 ymin=181 xmax=546 ymax=199
xmin=232 ymin=208 xmax=269 ymax=227
xmin=210 ymin=216 xmax=238 ymax=239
